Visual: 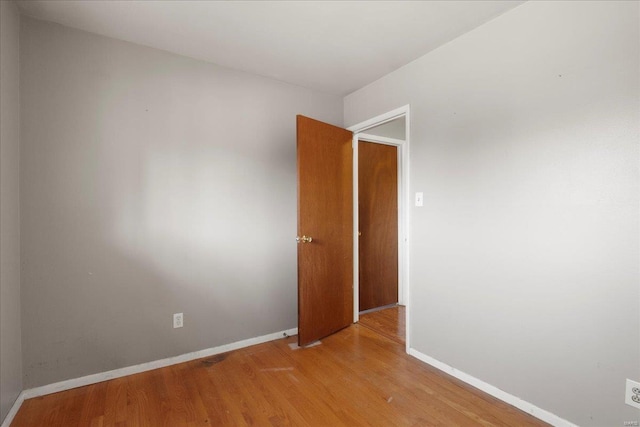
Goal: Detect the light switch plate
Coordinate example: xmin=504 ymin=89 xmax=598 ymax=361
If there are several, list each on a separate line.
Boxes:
xmin=415 ymin=192 xmax=423 ymax=207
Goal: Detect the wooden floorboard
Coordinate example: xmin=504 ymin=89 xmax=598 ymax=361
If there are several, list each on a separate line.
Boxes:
xmin=12 ymin=316 xmax=549 ymax=427
xmin=358 ymin=305 xmax=406 ymax=345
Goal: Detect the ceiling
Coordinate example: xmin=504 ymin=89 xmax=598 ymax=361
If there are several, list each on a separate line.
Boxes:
xmin=16 ymin=1 xmax=525 ymax=95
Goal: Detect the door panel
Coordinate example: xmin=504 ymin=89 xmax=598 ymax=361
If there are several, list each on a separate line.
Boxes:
xmin=297 ymin=115 xmax=353 ymax=346
xmin=358 ymin=141 xmax=398 ymax=311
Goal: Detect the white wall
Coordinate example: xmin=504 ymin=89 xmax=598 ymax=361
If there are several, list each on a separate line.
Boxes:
xmin=20 ymin=17 xmax=342 ymax=388
xmin=0 ymin=0 xmax=23 ymax=422
xmin=365 ymin=117 xmax=406 ymax=140
xmin=345 ymin=2 xmax=639 ymax=426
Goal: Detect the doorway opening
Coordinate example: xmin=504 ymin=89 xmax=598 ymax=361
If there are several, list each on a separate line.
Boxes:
xmin=347 ymin=105 xmax=410 ymax=350
xmin=358 ymin=139 xmax=398 ymax=312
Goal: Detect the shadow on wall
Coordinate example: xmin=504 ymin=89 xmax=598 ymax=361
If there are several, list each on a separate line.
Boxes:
xmin=22 ymin=142 xmax=298 ymax=389
xmin=19 ymin=15 xmax=343 ymax=389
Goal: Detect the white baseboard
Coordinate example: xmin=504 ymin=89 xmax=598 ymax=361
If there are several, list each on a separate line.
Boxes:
xmin=1 ymin=391 xmax=25 ymax=427
xmin=1 ymin=327 xmax=297 ymax=427
xmin=4 ymin=332 xmax=571 ymax=427
xmin=407 ymin=348 xmax=577 ymax=427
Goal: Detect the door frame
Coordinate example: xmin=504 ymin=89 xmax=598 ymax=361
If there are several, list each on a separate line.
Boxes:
xmin=347 ymin=105 xmax=410 ymax=351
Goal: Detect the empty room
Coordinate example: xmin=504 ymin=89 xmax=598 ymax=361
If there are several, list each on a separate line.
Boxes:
xmin=1 ymin=1 xmax=639 ymax=426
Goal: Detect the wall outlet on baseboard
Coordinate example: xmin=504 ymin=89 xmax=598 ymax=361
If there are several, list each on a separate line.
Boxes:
xmin=173 ymin=313 xmax=184 ymax=329
xmin=625 ymin=379 xmax=640 ymax=409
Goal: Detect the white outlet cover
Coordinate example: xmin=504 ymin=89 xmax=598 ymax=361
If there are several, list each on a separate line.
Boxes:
xmin=626 ymin=379 xmax=640 ymax=409
xmin=173 ymin=312 xmax=184 ymax=328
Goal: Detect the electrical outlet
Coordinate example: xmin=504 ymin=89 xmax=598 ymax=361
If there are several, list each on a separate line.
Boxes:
xmin=173 ymin=313 xmax=184 ymax=329
xmin=625 ymin=379 xmax=640 ymax=409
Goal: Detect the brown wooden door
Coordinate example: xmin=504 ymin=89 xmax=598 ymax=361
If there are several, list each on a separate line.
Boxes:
xmin=297 ymin=115 xmax=353 ymax=346
xmin=358 ymin=141 xmax=398 ymax=311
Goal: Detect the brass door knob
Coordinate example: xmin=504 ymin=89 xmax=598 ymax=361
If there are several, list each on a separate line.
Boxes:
xmin=296 ymin=235 xmax=313 ymax=244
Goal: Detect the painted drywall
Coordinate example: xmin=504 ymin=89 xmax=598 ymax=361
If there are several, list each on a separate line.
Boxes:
xmin=0 ymin=0 xmax=23 ymax=421
xmin=20 ymin=17 xmax=342 ymax=388
xmin=345 ymin=2 xmax=639 ymax=426
xmin=365 ymin=117 xmax=405 ymax=140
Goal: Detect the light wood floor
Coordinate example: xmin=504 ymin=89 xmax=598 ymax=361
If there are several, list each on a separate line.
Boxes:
xmin=12 ymin=310 xmax=548 ymax=426
xmin=359 ymin=305 xmax=405 ymax=345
